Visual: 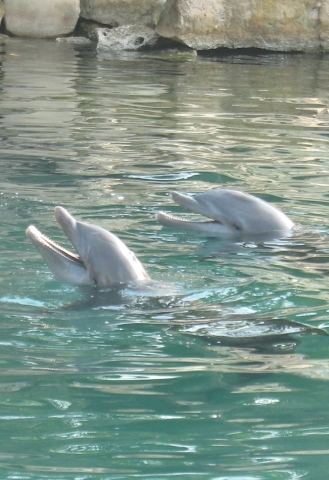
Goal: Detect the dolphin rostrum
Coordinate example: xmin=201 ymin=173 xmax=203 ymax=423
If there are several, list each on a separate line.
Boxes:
xmin=26 ymin=207 xmax=150 ymax=286
xmin=156 ymin=188 xmax=294 ymax=237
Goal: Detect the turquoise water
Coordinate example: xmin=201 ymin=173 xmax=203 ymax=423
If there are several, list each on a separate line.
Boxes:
xmin=1 ymin=37 xmax=329 ymax=478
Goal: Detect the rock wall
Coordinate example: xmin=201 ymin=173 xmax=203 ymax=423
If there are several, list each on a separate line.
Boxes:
xmin=3 ymin=0 xmax=80 ymax=38
xmin=156 ymin=0 xmax=329 ymax=52
xmin=1 ymin=0 xmax=329 ymax=52
xmin=0 ymin=1 xmax=4 ymax=26
xmin=80 ymin=0 xmax=166 ymax=27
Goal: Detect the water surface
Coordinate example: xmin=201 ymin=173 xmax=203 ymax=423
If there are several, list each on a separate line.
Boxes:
xmin=1 ymin=37 xmax=329 ymax=479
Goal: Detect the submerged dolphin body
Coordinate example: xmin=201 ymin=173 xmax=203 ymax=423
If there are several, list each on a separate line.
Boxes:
xmin=156 ymin=188 xmax=294 ymax=237
xmin=26 ymin=207 xmax=150 ymax=286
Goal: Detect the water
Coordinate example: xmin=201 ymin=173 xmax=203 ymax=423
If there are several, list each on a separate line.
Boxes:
xmin=1 ymin=37 xmax=329 ymax=479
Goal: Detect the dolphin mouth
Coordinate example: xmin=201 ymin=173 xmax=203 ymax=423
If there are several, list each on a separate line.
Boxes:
xmin=156 ymin=211 xmax=224 ymax=229
xmin=26 ymin=225 xmax=83 ymax=266
xmin=156 ymin=191 xmax=239 ymax=232
xmin=26 ymin=212 xmax=95 ymax=285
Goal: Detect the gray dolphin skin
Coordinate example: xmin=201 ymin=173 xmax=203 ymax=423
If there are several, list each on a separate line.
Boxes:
xmin=26 ymin=207 xmax=150 ymax=286
xmin=156 ymin=188 xmax=294 ymax=236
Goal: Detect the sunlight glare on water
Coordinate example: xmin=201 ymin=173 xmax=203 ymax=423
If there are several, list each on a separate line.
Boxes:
xmin=1 ymin=37 xmax=329 ymax=479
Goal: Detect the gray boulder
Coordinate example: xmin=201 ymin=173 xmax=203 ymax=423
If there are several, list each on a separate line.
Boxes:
xmin=0 ymin=1 xmax=4 ymax=25
xmin=156 ymin=0 xmax=329 ymax=52
xmin=81 ymin=0 xmax=166 ymax=27
xmin=96 ymin=24 xmax=159 ymax=51
xmin=320 ymin=0 xmax=329 ymax=50
xmin=4 ymin=0 xmax=80 ymax=38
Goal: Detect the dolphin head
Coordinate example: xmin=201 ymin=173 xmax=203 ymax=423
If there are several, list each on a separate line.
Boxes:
xmin=26 ymin=207 xmax=150 ymax=286
xmin=156 ymin=188 xmax=294 ymax=237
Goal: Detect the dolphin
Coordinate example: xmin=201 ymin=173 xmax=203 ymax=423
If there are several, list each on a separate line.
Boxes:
xmin=156 ymin=188 xmax=294 ymax=237
xmin=26 ymin=207 xmax=150 ymax=286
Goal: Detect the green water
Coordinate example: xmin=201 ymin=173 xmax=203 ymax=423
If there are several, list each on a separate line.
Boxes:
xmin=1 ymin=37 xmax=329 ymax=479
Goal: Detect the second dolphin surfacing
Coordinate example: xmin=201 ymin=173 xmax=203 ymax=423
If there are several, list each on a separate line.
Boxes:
xmin=26 ymin=207 xmax=150 ymax=286
xmin=156 ymin=188 xmax=294 ymax=237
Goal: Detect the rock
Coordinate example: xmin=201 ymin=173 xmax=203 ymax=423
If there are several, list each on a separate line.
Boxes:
xmin=56 ymin=36 xmax=92 ymax=45
xmin=0 ymin=1 xmax=5 ymax=25
xmin=96 ymin=24 xmax=159 ymax=51
xmin=3 ymin=0 xmax=80 ymax=38
xmin=80 ymin=0 xmax=166 ymax=27
xmin=156 ymin=0 xmax=327 ymax=52
xmin=320 ymin=0 xmax=329 ymax=50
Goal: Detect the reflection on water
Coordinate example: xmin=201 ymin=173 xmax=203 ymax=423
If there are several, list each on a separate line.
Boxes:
xmin=1 ymin=37 xmax=329 ymax=478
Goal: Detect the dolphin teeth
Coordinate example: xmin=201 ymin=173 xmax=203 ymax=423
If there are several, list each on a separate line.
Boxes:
xmin=160 ymin=212 xmax=194 ymax=223
xmin=27 ymin=226 xmax=83 ymax=264
xmin=157 ymin=211 xmax=219 ymax=224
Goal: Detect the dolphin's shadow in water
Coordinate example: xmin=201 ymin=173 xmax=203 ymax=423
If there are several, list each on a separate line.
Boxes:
xmin=175 ymin=315 xmax=327 ymax=354
xmin=159 ymin=300 xmax=328 ymax=354
xmin=61 ymin=286 xmax=327 ymax=354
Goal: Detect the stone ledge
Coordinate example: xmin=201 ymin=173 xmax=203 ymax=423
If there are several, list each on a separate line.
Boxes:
xmin=156 ymin=0 xmax=329 ymax=52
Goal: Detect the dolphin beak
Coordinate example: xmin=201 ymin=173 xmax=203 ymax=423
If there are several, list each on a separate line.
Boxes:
xmin=156 ymin=191 xmax=222 ymax=231
xmin=170 ymin=191 xmax=209 ymax=216
xmin=26 ymin=215 xmax=95 ymax=285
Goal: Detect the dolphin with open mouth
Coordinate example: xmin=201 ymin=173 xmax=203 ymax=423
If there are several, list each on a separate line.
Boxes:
xmin=156 ymin=188 xmax=294 ymax=237
xmin=26 ymin=206 xmax=150 ymax=286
